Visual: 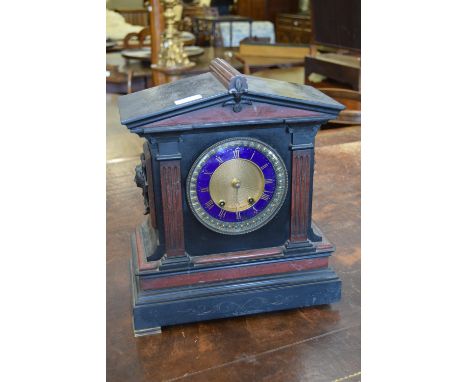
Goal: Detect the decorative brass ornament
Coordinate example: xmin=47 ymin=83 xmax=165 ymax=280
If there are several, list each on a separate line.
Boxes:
xmin=187 ymin=137 xmax=288 ymax=235
xmin=152 ymin=0 xmax=195 ymax=74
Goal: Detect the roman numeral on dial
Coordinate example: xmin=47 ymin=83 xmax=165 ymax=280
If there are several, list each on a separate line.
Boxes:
xmin=218 ymin=209 xmax=227 ymax=218
xmin=260 ymin=163 xmax=268 ymax=170
xmin=236 ymin=211 xmax=241 ymax=220
xmin=215 ymin=156 xmax=224 ymax=164
xmin=265 ymin=178 xmax=274 ymax=184
xmin=204 ymin=200 xmax=215 ymax=210
xmin=260 ymin=193 xmax=271 ymax=201
xmin=233 ymin=148 xmax=240 ymax=159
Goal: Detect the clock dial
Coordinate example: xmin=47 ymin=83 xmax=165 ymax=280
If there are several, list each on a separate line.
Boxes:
xmin=187 ymin=137 xmax=288 ymax=235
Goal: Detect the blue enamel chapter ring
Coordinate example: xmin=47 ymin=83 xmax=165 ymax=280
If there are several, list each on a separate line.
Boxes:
xmin=187 ymin=137 xmax=288 ymax=235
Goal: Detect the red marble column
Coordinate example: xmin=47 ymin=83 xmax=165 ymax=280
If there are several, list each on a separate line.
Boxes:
xmin=289 ymin=149 xmax=312 ymax=243
xmin=159 ymin=160 xmax=185 ymax=257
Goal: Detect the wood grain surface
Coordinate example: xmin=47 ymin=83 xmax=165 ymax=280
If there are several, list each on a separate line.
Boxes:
xmin=106 ymin=94 xmax=361 ymax=382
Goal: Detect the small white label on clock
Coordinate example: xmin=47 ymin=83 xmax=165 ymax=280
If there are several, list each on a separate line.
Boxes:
xmin=174 ymin=94 xmax=202 ymax=105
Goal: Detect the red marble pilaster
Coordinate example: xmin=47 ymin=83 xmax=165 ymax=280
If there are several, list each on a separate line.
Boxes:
xmin=159 ymin=160 xmax=185 ymax=257
xmin=290 ymin=149 xmax=312 ymax=242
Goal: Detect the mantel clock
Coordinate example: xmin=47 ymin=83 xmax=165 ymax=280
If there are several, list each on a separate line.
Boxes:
xmin=118 ymin=58 xmax=344 ymax=336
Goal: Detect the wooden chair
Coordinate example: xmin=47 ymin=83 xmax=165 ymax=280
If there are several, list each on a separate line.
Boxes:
xmin=304 ymin=0 xmax=361 ymax=91
xmin=110 ymin=28 xmax=151 ymax=94
xmin=106 ymin=64 xmax=134 ymax=94
xmin=123 ymin=27 xmax=151 ymax=49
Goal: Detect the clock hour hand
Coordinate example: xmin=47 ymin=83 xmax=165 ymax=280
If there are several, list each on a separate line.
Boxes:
xmin=231 ymin=177 xmax=241 ymax=211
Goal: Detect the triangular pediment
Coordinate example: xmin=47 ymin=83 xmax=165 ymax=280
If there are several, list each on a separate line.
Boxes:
xmin=119 ymin=68 xmax=344 ymax=133
xmin=137 ymin=101 xmax=331 ymax=133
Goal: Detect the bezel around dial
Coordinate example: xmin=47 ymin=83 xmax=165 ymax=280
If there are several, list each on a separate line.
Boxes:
xmin=186 ymin=137 xmax=288 ymax=235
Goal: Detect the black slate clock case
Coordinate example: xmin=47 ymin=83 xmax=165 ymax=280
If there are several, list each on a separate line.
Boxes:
xmin=157 ymin=126 xmax=292 ymax=258
xmin=118 ymin=59 xmax=344 ymax=335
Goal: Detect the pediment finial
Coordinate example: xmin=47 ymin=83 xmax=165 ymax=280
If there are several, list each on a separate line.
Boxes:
xmin=209 ymin=58 xmax=250 ymax=112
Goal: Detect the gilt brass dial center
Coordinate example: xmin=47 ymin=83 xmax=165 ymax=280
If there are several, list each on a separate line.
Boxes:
xmin=209 ymin=159 xmax=265 ymax=212
xmin=231 ymin=178 xmax=241 ymax=188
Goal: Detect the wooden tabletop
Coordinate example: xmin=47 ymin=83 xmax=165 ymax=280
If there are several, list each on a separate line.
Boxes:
xmin=235 ymin=54 xmax=305 ymax=74
xmin=106 ymin=94 xmax=361 ymax=381
xmin=106 ymin=47 xmax=243 ymax=80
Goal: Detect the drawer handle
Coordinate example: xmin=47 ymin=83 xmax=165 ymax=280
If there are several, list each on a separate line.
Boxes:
xmin=293 ymin=20 xmax=299 ymax=26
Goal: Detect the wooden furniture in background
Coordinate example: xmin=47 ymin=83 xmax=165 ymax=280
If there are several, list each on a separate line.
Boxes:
xmin=123 ymin=27 xmax=151 ymax=49
xmin=319 ymin=88 xmax=361 ymax=125
xmin=311 ymin=0 xmax=360 ymax=52
xmin=149 ymin=0 xmax=166 ymax=86
xmin=114 ymin=8 xmax=150 ymax=26
xmin=194 ymin=15 xmax=253 ymax=47
xmin=236 ymin=0 xmax=295 ymax=23
xmin=304 ymin=0 xmax=361 ymax=91
xmin=106 ymin=47 xmax=242 ymax=94
xmin=276 ymin=13 xmax=312 ymax=44
xmin=181 ymin=5 xmax=219 ymax=33
xmin=253 ymin=66 xmax=305 ymax=84
xmin=107 ymin=64 xmax=134 ymax=94
xmin=304 ymin=53 xmax=360 ymax=90
xmin=122 ymin=26 xmax=195 ymax=50
xmin=235 ymin=42 xmax=310 ymax=74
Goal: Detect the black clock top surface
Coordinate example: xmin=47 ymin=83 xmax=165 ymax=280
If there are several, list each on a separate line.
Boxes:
xmin=118 ymin=71 xmax=344 ymax=130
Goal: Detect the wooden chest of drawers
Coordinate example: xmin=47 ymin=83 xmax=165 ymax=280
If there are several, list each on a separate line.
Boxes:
xmin=275 ymin=13 xmax=312 ymax=44
xmin=236 ymin=0 xmax=295 ymax=23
